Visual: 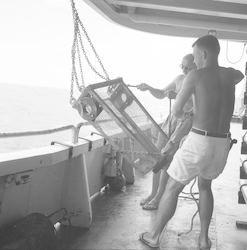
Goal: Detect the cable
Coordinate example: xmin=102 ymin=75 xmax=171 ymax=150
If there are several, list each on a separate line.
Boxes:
xmin=178 ymin=178 xmax=200 ymax=237
xmin=177 ymin=136 xmax=238 ymax=237
xmin=240 ymin=183 xmax=247 ymax=193
xmin=242 ymin=131 xmax=247 ymax=141
xmin=226 ymin=41 xmax=246 ymax=64
xmin=182 ymin=191 xmax=199 ymax=195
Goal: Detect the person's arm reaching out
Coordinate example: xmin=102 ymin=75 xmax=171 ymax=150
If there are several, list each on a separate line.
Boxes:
xmin=137 ymin=76 xmax=180 ymax=99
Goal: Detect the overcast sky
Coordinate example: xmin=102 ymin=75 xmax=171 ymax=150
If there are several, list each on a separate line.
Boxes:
xmin=0 ymin=0 xmax=246 ymax=96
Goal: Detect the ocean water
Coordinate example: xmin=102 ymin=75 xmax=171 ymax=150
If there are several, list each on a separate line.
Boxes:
xmin=0 ymin=83 xmax=168 ymax=153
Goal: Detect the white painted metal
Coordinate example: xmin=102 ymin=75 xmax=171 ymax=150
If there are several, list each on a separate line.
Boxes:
xmin=0 ymin=133 xmax=136 ymax=229
xmin=83 ymin=0 xmax=247 ymax=42
xmin=239 ymin=179 xmax=247 ymax=203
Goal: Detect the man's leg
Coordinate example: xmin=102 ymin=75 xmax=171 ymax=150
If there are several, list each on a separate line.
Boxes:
xmin=154 ymin=170 xmax=170 ymax=203
xmin=140 ymin=171 xmax=161 ymax=205
xmin=141 ymin=177 xmax=185 ymax=246
xmin=143 ymin=169 xmax=170 ymax=209
xmin=198 ymin=176 xmax=213 ymax=248
xmin=142 ymin=113 xmax=192 ymax=209
xmin=140 ymin=117 xmax=170 ymax=206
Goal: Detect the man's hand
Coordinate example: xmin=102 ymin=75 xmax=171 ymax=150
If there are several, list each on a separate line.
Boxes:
xmin=166 ymin=90 xmax=177 ymax=100
xmin=137 ymin=83 xmax=149 ymax=91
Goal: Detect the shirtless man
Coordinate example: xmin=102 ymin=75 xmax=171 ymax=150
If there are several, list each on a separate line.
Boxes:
xmin=139 ymin=35 xmax=244 ymax=249
xmin=138 ymin=54 xmax=196 ymax=210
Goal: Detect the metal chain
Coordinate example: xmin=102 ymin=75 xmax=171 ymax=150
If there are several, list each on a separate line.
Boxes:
xmin=70 ymin=0 xmax=110 ymax=104
xmin=77 ymin=18 xmax=110 ymax=80
xmin=115 ymin=149 xmax=161 ymax=156
xmin=75 ymin=39 xmax=85 ymax=91
xmin=69 ymin=1 xmax=161 ymax=157
xmin=70 ymin=6 xmax=78 ymax=104
xmin=110 ymin=137 xmax=162 ymax=156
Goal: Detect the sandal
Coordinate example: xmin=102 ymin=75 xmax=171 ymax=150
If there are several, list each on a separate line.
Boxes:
xmin=140 ymin=197 xmax=152 ymax=205
xmin=142 ymin=202 xmax=158 ymax=210
xmin=139 ymin=232 xmax=159 ymax=248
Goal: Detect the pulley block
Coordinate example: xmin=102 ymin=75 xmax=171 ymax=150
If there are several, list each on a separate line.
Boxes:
xmin=77 ymin=97 xmax=102 ymax=121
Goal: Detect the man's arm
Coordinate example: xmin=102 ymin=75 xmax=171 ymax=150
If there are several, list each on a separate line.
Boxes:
xmin=229 ymin=67 xmax=244 ymax=85
xmin=137 ymin=75 xmax=180 ymax=99
xmin=172 ymin=72 xmax=196 ymax=118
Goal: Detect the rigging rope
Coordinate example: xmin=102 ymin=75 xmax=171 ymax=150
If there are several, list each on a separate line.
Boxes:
xmin=226 ymin=41 xmax=246 ymax=64
xmin=70 ymin=0 xmax=110 ymax=104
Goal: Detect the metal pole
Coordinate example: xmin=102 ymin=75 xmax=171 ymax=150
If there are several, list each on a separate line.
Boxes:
xmin=168 ymin=99 xmax=172 ymax=138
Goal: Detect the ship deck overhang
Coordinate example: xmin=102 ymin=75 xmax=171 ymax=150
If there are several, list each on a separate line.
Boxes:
xmin=83 ymin=0 xmax=247 ymax=43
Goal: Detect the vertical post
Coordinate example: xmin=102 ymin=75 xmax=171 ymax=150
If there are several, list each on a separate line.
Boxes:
xmin=62 ymin=154 xmax=92 ymax=228
xmin=168 ymin=99 xmax=172 ymax=138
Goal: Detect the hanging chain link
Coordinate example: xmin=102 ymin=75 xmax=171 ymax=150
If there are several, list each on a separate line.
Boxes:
xmin=115 ymin=149 xmax=161 ymax=156
xmin=110 ymin=138 xmax=162 ymax=156
xmin=70 ymin=0 xmax=110 ymax=104
xmin=69 ymin=1 xmax=162 ymax=157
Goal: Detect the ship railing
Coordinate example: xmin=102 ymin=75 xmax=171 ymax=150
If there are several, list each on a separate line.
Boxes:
xmin=0 ymin=111 xmax=165 ymax=144
xmin=0 ymin=115 xmax=164 ymax=231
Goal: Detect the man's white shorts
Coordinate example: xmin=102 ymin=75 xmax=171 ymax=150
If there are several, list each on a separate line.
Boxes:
xmin=167 ymin=130 xmax=231 ymax=185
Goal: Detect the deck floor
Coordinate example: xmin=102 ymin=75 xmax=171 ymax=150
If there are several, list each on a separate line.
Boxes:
xmin=67 ymin=122 xmax=247 ymax=250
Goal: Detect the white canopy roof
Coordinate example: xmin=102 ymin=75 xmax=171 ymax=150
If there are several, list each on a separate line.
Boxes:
xmin=83 ymin=0 xmax=247 ymax=42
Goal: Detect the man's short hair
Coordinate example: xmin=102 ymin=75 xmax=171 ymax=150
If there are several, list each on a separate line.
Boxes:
xmin=192 ymin=35 xmax=220 ymax=55
xmin=183 ymin=54 xmax=194 ymax=64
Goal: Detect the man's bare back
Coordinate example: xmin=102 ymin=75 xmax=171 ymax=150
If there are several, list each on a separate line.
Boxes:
xmin=183 ymin=67 xmax=241 ymax=133
xmin=172 ymin=37 xmax=244 ymax=134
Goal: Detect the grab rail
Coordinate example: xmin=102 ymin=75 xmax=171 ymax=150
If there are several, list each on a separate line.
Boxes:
xmin=0 ymin=112 xmax=165 ymax=144
xmin=0 ymin=123 xmax=90 ymax=144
